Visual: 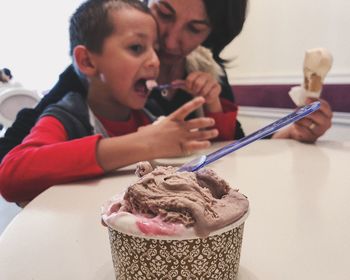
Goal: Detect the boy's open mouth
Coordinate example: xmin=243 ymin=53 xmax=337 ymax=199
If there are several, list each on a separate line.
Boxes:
xmin=134 ymin=79 xmax=157 ymax=97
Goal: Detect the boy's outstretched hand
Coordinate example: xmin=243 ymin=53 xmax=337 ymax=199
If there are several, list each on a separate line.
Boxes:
xmin=97 ymin=97 xmax=218 ymax=172
xmin=139 ymin=97 xmax=218 ymax=158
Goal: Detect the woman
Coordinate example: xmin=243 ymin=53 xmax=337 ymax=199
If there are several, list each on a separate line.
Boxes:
xmin=0 ymin=0 xmax=332 ymax=162
xmin=146 ymin=0 xmax=332 ymax=142
xmin=146 ymin=0 xmax=247 ymax=141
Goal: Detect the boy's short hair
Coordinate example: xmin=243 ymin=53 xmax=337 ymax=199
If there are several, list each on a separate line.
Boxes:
xmin=69 ymin=0 xmax=151 ymax=56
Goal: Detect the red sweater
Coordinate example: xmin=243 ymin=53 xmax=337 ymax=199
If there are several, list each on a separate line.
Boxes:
xmin=206 ymin=98 xmax=238 ymax=141
xmin=0 ymin=101 xmax=237 ymax=203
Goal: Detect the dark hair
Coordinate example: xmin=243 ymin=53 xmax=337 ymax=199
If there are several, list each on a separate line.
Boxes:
xmin=69 ymin=0 xmax=152 ymax=56
xmin=2 ymin=68 xmax=12 ymax=79
xmin=202 ymin=0 xmax=248 ymax=64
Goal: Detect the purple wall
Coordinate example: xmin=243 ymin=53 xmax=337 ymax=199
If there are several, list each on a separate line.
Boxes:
xmin=232 ymin=84 xmax=350 ymax=112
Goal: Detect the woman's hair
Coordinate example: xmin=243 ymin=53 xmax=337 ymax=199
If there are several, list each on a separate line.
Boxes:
xmin=202 ymin=0 xmax=248 ymax=64
xmin=69 ymin=0 xmax=152 ymax=56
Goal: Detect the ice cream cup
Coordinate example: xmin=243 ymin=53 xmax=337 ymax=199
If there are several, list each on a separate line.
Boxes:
xmin=107 ymin=211 xmax=249 ymax=280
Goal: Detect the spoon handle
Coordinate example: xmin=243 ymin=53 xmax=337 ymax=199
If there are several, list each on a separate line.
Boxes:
xmin=154 ymin=81 xmax=185 ymax=91
xmin=178 ymin=101 xmax=321 ymax=172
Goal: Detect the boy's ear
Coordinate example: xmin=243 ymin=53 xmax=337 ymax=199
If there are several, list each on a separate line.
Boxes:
xmin=73 ymin=45 xmax=97 ymax=76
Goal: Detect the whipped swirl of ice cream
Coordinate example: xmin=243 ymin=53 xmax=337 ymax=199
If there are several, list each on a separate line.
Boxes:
xmin=135 ymin=161 xmax=153 ymax=177
xmin=102 ymin=165 xmax=249 ymax=238
xmin=289 ymin=48 xmax=333 ymax=106
xmin=145 ymin=80 xmax=158 ymax=91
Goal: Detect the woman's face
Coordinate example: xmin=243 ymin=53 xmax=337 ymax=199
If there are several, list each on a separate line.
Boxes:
xmin=149 ymin=0 xmax=211 ymax=64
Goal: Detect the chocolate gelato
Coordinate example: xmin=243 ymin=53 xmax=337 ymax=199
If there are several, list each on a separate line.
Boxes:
xmin=103 ymin=165 xmax=249 ymax=238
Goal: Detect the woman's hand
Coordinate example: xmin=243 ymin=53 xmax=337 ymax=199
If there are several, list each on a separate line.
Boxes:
xmin=139 ymin=97 xmax=218 ymax=158
xmin=273 ymin=98 xmax=333 ymax=143
xmin=174 ymin=71 xmax=223 ymax=113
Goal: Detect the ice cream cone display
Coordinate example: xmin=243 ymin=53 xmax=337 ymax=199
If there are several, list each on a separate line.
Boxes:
xmin=289 ymin=48 xmax=333 ymax=106
xmin=102 ymin=164 xmax=249 ymax=280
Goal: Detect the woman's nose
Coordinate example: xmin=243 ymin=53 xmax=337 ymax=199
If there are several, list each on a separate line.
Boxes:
xmin=162 ymin=24 xmax=181 ymax=52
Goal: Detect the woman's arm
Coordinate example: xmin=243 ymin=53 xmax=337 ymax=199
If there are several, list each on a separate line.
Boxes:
xmin=183 ymin=69 xmax=245 ymax=140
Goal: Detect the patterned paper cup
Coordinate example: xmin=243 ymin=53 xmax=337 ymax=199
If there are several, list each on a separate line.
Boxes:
xmin=107 ymin=211 xmax=248 ymax=280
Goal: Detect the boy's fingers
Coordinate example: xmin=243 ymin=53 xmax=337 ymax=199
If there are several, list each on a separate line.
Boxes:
xmin=190 ymin=129 xmax=219 ymax=140
xmin=185 ymin=117 xmax=215 ymax=130
xmin=169 ymin=97 xmax=205 ymax=121
xmin=182 ymin=140 xmax=211 ymax=155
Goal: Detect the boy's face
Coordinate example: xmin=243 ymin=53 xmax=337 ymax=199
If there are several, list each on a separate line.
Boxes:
xmin=88 ymin=9 xmax=159 ymax=113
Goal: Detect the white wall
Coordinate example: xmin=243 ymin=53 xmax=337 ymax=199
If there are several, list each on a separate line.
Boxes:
xmin=222 ymin=0 xmax=350 ymax=85
xmin=0 ymin=1 xmax=84 ymax=93
xmin=1 ymin=0 xmax=349 ymax=92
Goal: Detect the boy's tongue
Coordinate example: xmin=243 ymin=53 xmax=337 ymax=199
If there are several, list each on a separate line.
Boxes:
xmin=135 ymin=80 xmax=147 ymax=95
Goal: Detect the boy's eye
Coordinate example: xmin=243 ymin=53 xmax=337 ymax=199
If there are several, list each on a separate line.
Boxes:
xmin=129 ymin=44 xmax=144 ymax=54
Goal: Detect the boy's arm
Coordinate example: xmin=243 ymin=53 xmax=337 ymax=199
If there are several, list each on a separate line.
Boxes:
xmin=0 ymin=65 xmax=86 ymax=162
xmin=0 ymin=116 xmax=103 ymax=203
xmin=0 ymin=98 xmax=218 ymax=203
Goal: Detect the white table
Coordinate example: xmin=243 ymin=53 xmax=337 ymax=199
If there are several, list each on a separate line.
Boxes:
xmin=1 ymin=140 xmax=350 ymax=280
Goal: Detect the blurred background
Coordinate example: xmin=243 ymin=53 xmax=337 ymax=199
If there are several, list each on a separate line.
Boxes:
xmin=0 ymin=0 xmax=349 ymax=92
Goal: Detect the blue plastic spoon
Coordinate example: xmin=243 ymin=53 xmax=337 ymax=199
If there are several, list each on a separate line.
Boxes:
xmin=153 ymin=81 xmax=185 ymax=91
xmin=152 ymin=82 xmax=186 ymax=97
xmin=178 ymin=101 xmax=321 ymax=172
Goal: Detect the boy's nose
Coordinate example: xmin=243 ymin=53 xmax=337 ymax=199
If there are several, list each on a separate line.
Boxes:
xmin=147 ymin=49 xmax=160 ymax=70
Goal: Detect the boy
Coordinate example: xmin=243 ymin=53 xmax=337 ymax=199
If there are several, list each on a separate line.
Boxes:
xmin=0 ymin=0 xmax=218 ymax=203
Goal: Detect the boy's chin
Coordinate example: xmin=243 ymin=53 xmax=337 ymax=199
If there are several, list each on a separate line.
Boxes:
xmin=129 ymin=101 xmax=147 ymax=110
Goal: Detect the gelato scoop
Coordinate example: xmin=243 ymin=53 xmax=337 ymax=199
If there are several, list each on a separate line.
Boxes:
xmin=289 ymin=48 xmax=333 ymax=106
xmin=102 ymin=165 xmax=249 ymax=238
xmin=303 ymin=48 xmax=333 ymax=92
xmin=145 ymin=80 xmax=158 ymax=91
xmin=134 ymin=161 xmax=153 ymax=177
